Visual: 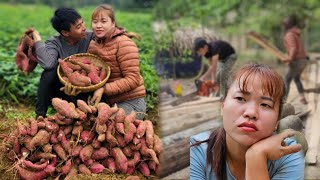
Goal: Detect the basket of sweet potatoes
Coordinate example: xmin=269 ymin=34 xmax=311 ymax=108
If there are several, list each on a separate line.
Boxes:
xmin=57 ymin=53 xmax=111 ymax=93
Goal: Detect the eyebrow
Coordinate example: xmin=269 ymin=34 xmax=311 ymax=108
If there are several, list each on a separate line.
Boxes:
xmin=236 ymin=90 xmax=274 ymax=103
xmin=75 ymin=20 xmax=83 ymax=27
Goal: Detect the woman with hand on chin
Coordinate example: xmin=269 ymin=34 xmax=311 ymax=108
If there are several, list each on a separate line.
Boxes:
xmin=87 ymin=4 xmax=146 ymax=119
xmin=190 ymin=63 xmax=304 ymax=180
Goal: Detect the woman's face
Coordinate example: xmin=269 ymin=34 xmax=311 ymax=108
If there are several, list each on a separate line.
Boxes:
xmin=91 ymin=12 xmax=115 ymax=38
xmin=222 ymin=76 xmax=280 ymax=148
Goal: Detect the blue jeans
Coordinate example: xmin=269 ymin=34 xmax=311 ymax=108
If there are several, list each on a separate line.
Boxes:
xmin=117 ymin=97 xmax=146 ymax=120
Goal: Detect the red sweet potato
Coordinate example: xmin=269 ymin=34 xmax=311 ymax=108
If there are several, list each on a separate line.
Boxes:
xmin=17 ymin=119 xmax=28 ymax=136
xmin=110 ymin=147 xmax=128 ymax=173
xmin=79 ymin=164 xmax=91 ymax=175
xmin=90 ymin=162 xmax=105 ymax=174
xmin=122 ymin=145 xmax=133 ymax=158
xmin=92 ymin=147 xmax=109 ymax=160
xmin=75 ymin=108 xmax=87 ymax=121
xmin=139 ymin=162 xmax=150 ymax=177
xmin=145 ymin=120 xmax=154 ymax=149
xmin=96 ymin=123 xmax=107 ymax=134
xmin=71 ymin=145 xmax=83 ymax=157
xmin=28 ymin=152 xmax=56 ymax=161
xmin=136 ymin=121 xmax=146 ymax=138
xmin=127 ymin=151 xmax=141 ymax=167
xmin=28 ymin=118 xmax=38 ymax=136
xmin=64 ymin=166 xmax=77 ymax=180
xmin=153 ymin=134 xmax=162 ymax=154
xmin=67 ymin=71 xmax=91 ymax=86
xmin=16 ymin=164 xmax=55 ymax=180
xmin=45 ymin=120 xmax=59 ymax=132
xmin=126 ymin=166 xmax=136 ymax=175
xmin=21 ymin=159 xmax=48 ymax=171
xmin=115 ymin=108 xmax=126 ymax=123
xmin=29 ymin=129 xmax=50 ymax=150
xmin=140 ymin=138 xmax=159 ymax=165
xmin=42 ymin=144 xmax=52 ymax=153
xmin=129 ymin=142 xmax=142 ymax=151
xmin=59 ymin=59 xmax=73 ymax=74
xmin=52 ymin=98 xmax=79 ymax=119
xmin=72 ymin=125 xmax=83 ymax=136
xmin=125 ymin=123 xmax=137 ymax=143
xmin=53 ymin=144 xmax=67 ymax=161
xmin=61 ymin=159 xmax=72 ymax=175
xmin=97 ymin=133 xmax=106 ymax=142
xmin=148 ymin=160 xmax=157 ymax=171
xmin=79 ymin=145 xmax=93 ymax=162
xmin=63 ymin=125 xmax=73 ymax=135
xmin=106 ymin=120 xmax=118 ymax=147
xmin=80 ymin=130 xmax=95 ymax=144
xmin=116 ymin=123 xmax=125 ymax=134
xmin=66 ymin=61 xmax=81 ymax=71
xmin=115 ymin=133 xmax=126 ymax=148
xmin=77 ymin=99 xmax=92 ymax=113
xmin=92 ymin=139 xmax=101 ymax=149
xmin=101 ymin=157 xmax=116 ymax=173
xmin=133 ymin=136 xmax=141 ymax=145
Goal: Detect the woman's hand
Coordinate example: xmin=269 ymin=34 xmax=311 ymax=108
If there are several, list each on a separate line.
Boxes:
xmin=245 ymin=129 xmax=302 ymax=180
xmin=246 ymin=129 xmax=302 ymax=161
xmin=89 ymin=87 xmax=104 ymax=106
xmin=60 ymin=83 xmax=82 ymax=96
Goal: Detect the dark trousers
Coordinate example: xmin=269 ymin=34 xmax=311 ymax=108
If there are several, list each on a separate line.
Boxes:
xmin=36 ymin=68 xmax=91 ymax=117
xmin=285 ymin=59 xmax=308 ymax=96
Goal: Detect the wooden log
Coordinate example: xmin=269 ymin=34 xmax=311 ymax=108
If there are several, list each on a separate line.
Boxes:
xmin=158 ymin=119 xmax=222 ymax=177
xmin=160 ymin=98 xmax=221 ymax=136
xmin=246 ymin=31 xmax=287 ymax=61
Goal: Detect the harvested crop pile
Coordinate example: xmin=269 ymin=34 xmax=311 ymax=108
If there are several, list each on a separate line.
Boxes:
xmin=0 ymin=98 xmax=161 ymax=180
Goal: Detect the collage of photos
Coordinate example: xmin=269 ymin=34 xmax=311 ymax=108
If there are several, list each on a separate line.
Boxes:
xmin=0 ymin=0 xmax=320 ymax=179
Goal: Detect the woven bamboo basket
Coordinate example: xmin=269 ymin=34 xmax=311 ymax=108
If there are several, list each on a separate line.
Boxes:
xmin=57 ymin=53 xmax=110 ymax=93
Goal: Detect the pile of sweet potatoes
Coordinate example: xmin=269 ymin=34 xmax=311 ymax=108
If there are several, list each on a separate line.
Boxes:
xmin=2 ymin=98 xmax=161 ymax=179
xmin=59 ymin=56 xmax=108 ymax=86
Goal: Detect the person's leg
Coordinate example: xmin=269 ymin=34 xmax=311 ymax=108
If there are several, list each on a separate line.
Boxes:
xmin=292 ymin=59 xmax=308 ymax=104
xmin=36 ymin=68 xmax=60 ymax=118
xmin=117 ymin=98 xmax=146 ymax=120
xmin=285 ymin=63 xmax=295 ymax=97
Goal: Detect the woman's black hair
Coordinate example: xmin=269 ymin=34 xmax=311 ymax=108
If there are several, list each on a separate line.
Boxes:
xmin=193 ymin=37 xmax=208 ymax=52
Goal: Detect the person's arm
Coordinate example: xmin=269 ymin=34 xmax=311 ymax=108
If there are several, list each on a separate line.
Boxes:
xmin=200 ymin=55 xmax=218 ymax=82
xmin=103 ymin=37 xmax=142 ymax=96
xmin=245 ymin=129 xmax=302 ymax=180
xmin=32 ymin=30 xmax=60 ymax=70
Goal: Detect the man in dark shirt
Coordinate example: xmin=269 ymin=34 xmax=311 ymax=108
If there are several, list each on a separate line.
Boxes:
xmin=193 ymin=38 xmax=237 ymax=96
xmin=32 ymin=8 xmax=93 ymax=118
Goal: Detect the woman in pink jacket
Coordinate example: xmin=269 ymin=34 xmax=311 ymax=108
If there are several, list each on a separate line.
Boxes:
xmin=88 ymin=4 xmax=146 ymax=119
xmin=282 ymin=14 xmax=308 ymax=104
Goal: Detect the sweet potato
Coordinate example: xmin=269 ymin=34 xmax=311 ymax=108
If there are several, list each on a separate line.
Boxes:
xmin=139 ymin=162 xmax=150 ymax=177
xmin=21 ymin=159 xmax=48 ymax=171
xmin=80 ymin=130 xmax=95 ymax=144
xmin=42 ymin=144 xmax=52 ymax=153
xmin=64 ymin=166 xmax=77 ymax=180
xmin=96 ymin=123 xmax=107 ymax=134
xmin=110 ymin=147 xmax=128 ymax=173
xmin=115 ymin=108 xmax=126 ymax=123
xmin=45 ymin=120 xmax=59 ymax=132
xmin=106 ymin=120 xmax=118 ymax=147
xmin=71 ymin=145 xmax=83 ymax=157
xmin=28 ymin=118 xmax=38 ymax=136
xmin=79 ymin=145 xmax=93 ymax=162
xmin=125 ymin=123 xmax=137 ymax=143
xmin=28 ymin=153 xmax=56 ymax=161
xmin=50 ymin=132 xmax=59 ymax=144
xmin=115 ymin=133 xmax=126 ymax=148
xmin=92 ymin=147 xmax=109 ymax=160
xmin=153 ymin=134 xmax=162 ymax=154
xmin=63 ymin=125 xmax=73 ymax=135
xmin=79 ymin=164 xmax=91 ymax=175
xmin=84 ymin=159 xmax=94 ymax=166
xmin=17 ymin=119 xmax=28 ymax=136
xmin=129 ymin=142 xmax=142 ymax=151
xmin=77 ymin=99 xmax=92 ymax=113
xmin=92 ymin=139 xmax=101 ymax=149
xmin=97 ymin=133 xmax=106 ymax=142
xmin=29 ymin=130 xmax=50 ymax=150
xmin=136 ymin=121 xmax=146 ymax=138
xmin=72 ymin=125 xmax=83 ymax=136
xmin=66 ymin=61 xmax=81 ymax=71
xmin=125 ymin=175 xmax=140 ymax=180
xmin=53 ymin=144 xmax=67 ymax=161
xmin=52 ymin=98 xmax=79 ymax=119
xmin=66 ymin=71 xmax=91 ymax=86
xmin=16 ymin=164 xmax=55 ymax=180
xmin=140 ymin=138 xmax=159 ymax=165
xmin=133 ymin=136 xmax=141 ymax=145
xmin=116 ymin=123 xmax=125 ymax=134
xmin=59 ymin=59 xmax=73 ymax=74
xmin=101 ymin=157 xmax=116 ymax=173
xmin=97 ymin=103 xmax=111 ymax=125
xmin=61 ymin=159 xmax=72 ymax=175
xmin=145 ymin=120 xmax=154 ymax=149
xmin=126 ymin=166 xmax=135 ymax=174
xmin=90 ymin=162 xmax=105 ymax=174
xmin=148 ymin=160 xmax=157 ymax=171
xmin=127 ymin=151 xmax=141 ymax=167
xmin=122 ymin=146 xmax=133 ymax=158
xmin=76 ymin=108 xmax=87 ymax=121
